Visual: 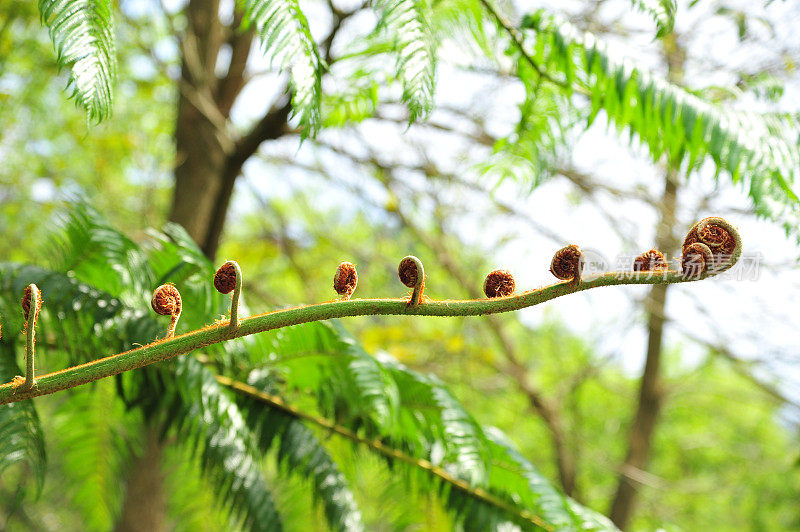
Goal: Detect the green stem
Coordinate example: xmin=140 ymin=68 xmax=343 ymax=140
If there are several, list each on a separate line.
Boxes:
xmin=19 ymin=284 xmax=40 ymax=392
xmin=228 ymin=261 xmax=243 ymax=329
xmin=216 ymin=374 xmax=553 ymax=530
xmin=477 ymin=0 xmax=591 ymax=96
xmin=0 ymin=269 xmax=720 ymax=405
xmin=404 ymin=255 xmax=425 ymax=305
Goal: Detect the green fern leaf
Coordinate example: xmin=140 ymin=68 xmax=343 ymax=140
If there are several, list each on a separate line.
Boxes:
xmin=146 ymin=358 xmax=284 ymax=531
xmin=239 ymin=0 xmax=322 ymax=135
xmin=240 ymin=369 xmax=365 ymax=532
xmin=372 ymin=0 xmax=436 ymax=122
xmin=266 ymin=321 xmax=616 ymax=530
xmin=0 ymin=344 xmax=47 ymax=496
xmin=39 ymin=0 xmax=117 ymax=121
xmin=629 ymin=0 xmax=676 ymax=38
xmin=520 ymin=12 xmax=800 ymax=236
xmin=51 ymin=381 xmax=129 ymax=529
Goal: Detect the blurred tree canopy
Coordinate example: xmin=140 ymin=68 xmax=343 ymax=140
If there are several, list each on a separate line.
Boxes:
xmin=0 ymin=0 xmax=799 ymax=530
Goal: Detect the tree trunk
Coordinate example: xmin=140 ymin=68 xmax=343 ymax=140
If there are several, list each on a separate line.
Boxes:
xmin=115 ymin=428 xmax=167 ymax=532
xmin=608 ymin=32 xmax=685 ymax=529
xmin=608 ymin=173 xmax=679 ymax=528
xmin=169 ymin=0 xmax=226 ymax=253
xmin=116 ymin=3 xmax=225 ymax=530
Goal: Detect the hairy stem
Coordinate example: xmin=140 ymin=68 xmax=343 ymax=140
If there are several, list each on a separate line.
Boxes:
xmin=20 ymin=285 xmax=41 ymax=392
xmin=229 ymin=261 xmax=243 ymax=329
xmin=215 ymin=374 xmax=552 ymax=530
xmin=0 ymin=270 xmax=723 ymax=405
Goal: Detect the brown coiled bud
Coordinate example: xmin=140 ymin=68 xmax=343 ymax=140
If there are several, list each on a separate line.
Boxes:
xmin=682 ymin=217 xmax=740 ymax=272
xmin=633 ymin=249 xmax=668 ymax=272
xmin=483 ymin=270 xmax=515 ymax=298
xmin=333 ymin=262 xmax=358 ymax=299
xmin=151 ymin=284 xmax=182 ymax=316
xmin=681 ymin=242 xmax=713 ymax=278
xmin=214 ymin=262 xmax=238 ymax=294
xmin=22 ymin=285 xmax=42 ymax=322
xmin=398 ymin=257 xmax=419 ymax=288
xmin=550 ymin=245 xmax=584 ymax=282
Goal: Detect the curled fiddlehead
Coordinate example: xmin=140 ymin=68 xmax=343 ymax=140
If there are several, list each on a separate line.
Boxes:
xmin=214 ymin=260 xmax=243 ymax=329
xmin=681 ymin=242 xmax=714 ymax=279
xmin=681 ymin=217 xmax=742 ymax=275
xmin=151 ymin=284 xmax=182 ymax=338
xmin=633 ymin=249 xmax=668 ymax=272
xmin=483 ymin=270 xmax=515 ymax=298
xmin=398 ymin=256 xmax=425 ymax=305
xmin=550 ymin=245 xmax=584 ymax=284
xmin=333 ymin=262 xmax=358 ymax=300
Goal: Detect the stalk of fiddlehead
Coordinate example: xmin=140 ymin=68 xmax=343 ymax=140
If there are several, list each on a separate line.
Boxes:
xmin=333 ymin=262 xmax=358 ymax=300
xmin=17 ymin=284 xmax=42 ymax=392
xmin=151 ymin=284 xmax=182 ymax=338
xmin=214 ymin=260 xmax=243 ymax=329
xmin=398 ymin=256 xmax=425 ymax=305
xmin=550 ymin=244 xmax=584 ymax=284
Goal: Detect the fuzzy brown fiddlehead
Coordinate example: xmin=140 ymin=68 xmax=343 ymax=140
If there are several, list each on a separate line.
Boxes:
xmin=550 ymin=245 xmax=584 ymax=284
xmin=151 ymin=283 xmax=182 ymax=338
xmin=333 ymin=262 xmax=358 ymax=300
xmin=398 ymin=256 xmax=425 ymax=305
xmin=483 ymin=270 xmax=515 ymax=298
xmin=214 ymin=261 xmax=243 ymax=329
xmin=633 ymin=249 xmax=668 ymax=272
xmin=682 ymin=217 xmax=742 ymax=274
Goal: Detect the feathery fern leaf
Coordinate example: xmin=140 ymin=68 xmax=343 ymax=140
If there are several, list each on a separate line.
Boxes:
xmin=265 ymin=321 xmax=616 ymax=530
xmin=143 ymin=357 xmax=284 ymax=532
xmin=39 ymin=0 xmax=117 ymax=121
xmin=239 ymin=0 xmax=322 ymax=135
xmin=519 ymin=12 xmax=800 ymax=236
xmin=629 ymin=0 xmax=676 ymax=38
xmin=51 ymin=381 xmax=130 ymax=530
xmin=46 ymin=205 xmax=154 ymax=307
xmin=477 ymin=66 xmax=578 ymax=188
xmin=240 ymin=369 xmax=365 ymax=532
xmin=372 ymin=0 xmax=436 ymax=122
xmin=0 ymin=344 xmax=47 ymax=495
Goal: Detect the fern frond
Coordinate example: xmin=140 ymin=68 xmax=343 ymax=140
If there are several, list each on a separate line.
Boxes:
xmin=46 ymin=205 xmax=154 ymax=306
xmin=629 ymin=0 xmax=676 ymax=38
xmin=0 ymin=344 xmax=46 ymax=495
xmin=239 ymin=369 xmax=365 ymax=532
xmin=322 ymin=81 xmax=380 ymax=128
xmin=372 ymin=0 xmax=436 ymax=122
xmin=519 ymin=12 xmax=800 ymax=236
xmin=143 ymin=358 xmax=283 ymax=531
xmin=39 ymin=0 xmax=117 ymax=121
xmin=239 ymin=0 xmax=322 ymax=135
xmin=265 ymin=321 xmax=616 ymax=530
xmin=477 ymin=71 xmax=577 ymax=187
xmin=52 ymin=381 xmax=129 ymax=529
